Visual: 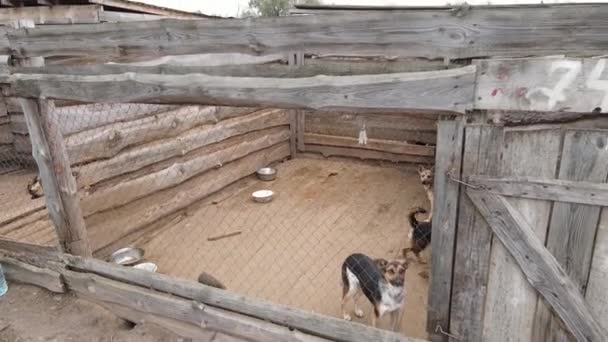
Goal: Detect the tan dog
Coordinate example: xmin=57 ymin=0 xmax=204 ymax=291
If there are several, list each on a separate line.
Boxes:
xmin=417 ymin=165 xmax=434 ymax=222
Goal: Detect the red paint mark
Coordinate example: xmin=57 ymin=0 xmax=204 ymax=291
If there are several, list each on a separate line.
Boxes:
xmin=491 ymin=88 xmax=503 ymax=96
xmin=515 ymin=87 xmax=528 ymax=97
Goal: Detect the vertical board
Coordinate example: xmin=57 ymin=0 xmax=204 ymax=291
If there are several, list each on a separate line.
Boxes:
xmin=289 ymin=110 xmax=297 ymax=158
xmin=483 ymin=128 xmax=562 ymax=342
xmin=296 ymin=110 xmax=306 ymax=152
xmin=449 ymin=125 xmax=503 ymax=342
xmin=427 ymin=118 xmax=464 ymax=342
xmin=586 ymin=208 xmax=608 ymax=333
xmin=535 ymin=129 xmax=608 ymax=342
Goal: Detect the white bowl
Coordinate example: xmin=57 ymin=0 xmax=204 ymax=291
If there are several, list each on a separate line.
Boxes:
xmin=133 ymin=262 xmax=158 ymax=272
xmin=252 ymin=190 xmax=274 ymax=203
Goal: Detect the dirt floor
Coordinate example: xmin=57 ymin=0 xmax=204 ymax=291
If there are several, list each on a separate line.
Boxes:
xmin=122 ymin=158 xmax=431 ymax=339
xmin=0 ymin=283 xmax=243 ymax=342
xmin=0 ymin=169 xmax=55 ymax=246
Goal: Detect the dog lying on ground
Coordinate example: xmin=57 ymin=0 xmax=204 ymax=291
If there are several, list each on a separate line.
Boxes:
xmin=27 ymin=175 xmax=43 ymax=199
xmin=417 ymin=165 xmax=434 ymax=222
xmin=403 ymin=207 xmax=432 ymax=264
xmin=341 ymin=253 xmax=408 ymax=331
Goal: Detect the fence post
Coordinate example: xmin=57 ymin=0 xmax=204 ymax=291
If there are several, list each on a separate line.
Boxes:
xmin=20 ymin=99 xmax=92 ymax=257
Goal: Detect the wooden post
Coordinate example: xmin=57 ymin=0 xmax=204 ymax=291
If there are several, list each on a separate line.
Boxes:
xmin=427 ymin=117 xmax=464 ymax=342
xmin=20 ymin=99 xmax=92 ymax=257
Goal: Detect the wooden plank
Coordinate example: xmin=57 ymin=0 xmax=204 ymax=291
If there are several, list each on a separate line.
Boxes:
xmin=305 ymin=111 xmax=437 ymax=144
xmin=20 ymin=99 xmax=91 ymax=257
xmin=0 ymin=5 xmax=101 ymax=25
xmin=449 ymin=125 xmax=502 ymax=342
xmin=0 ymin=122 xmax=11 ymax=144
xmin=469 ymin=175 xmax=608 ymax=206
xmin=290 ymin=110 xmax=297 ymax=158
xmin=427 ymin=118 xmax=464 ymax=342
xmin=305 ymin=144 xmax=434 ymax=163
xmin=586 ymin=209 xmax=608 ymax=333
xmin=64 ymin=256 xmax=425 ymax=342
xmin=100 ymin=11 xmax=163 ymax=23
xmin=75 ymin=109 xmax=289 ymax=187
xmin=475 ymin=57 xmax=608 ymax=113
xmin=7 ymin=66 xmax=476 ymax=114
xmin=81 ymin=128 xmax=290 ymax=216
xmin=467 ymin=190 xmax=607 ymax=342
xmin=489 ymin=111 xmax=605 ymax=126
xmin=483 ymin=128 xmax=561 ymax=342
xmin=94 ymin=301 xmax=241 ymax=342
xmin=63 ymin=270 xmax=332 ymax=342
xmin=1 ymin=257 xmax=65 ymax=293
xmin=297 ymin=110 xmax=306 ymax=152
xmin=8 ymin=6 xmax=608 ymax=61
xmin=86 ymin=143 xmax=291 ymax=251
xmin=535 ymin=129 xmax=608 ymax=342
xmin=9 ymin=113 xmax=27 ymax=134
xmin=64 ymin=105 xmax=251 ymax=164
xmin=10 ymin=58 xmax=451 ymax=78
xmin=304 ymin=132 xmax=434 ymax=156
xmin=88 ymin=0 xmax=211 ymax=19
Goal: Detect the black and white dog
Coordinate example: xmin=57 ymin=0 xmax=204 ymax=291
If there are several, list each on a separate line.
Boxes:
xmin=341 ymin=253 xmax=408 ymax=331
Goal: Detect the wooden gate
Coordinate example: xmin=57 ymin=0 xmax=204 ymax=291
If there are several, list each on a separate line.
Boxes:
xmin=447 ymin=125 xmax=608 ymax=342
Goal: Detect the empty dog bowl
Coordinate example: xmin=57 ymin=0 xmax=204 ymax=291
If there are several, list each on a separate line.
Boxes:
xmin=132 ymin=262 xmax=158 ymax=273
xmin=252 ymin=190 xmax=274 ymax=203
xmin=256 ymin=167 xmax=277 ymax=181
xmin=109 ymin=247 xmax=144 ymax=266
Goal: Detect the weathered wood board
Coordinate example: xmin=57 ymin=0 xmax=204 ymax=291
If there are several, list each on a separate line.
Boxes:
xmin=535 ymin=129 xmax=608 ymax=342
xmin=303 ymin=133 xmax=434 ymax=156
xmin=1 ymin=257 xmax=65 ymax=293
xmin=8 ymin=6 xmax=608 ymax=61
xmin=586 ymin=209 xmax=608 ymax=334
xmin=483 ymin=128 xmax=561 ymax=342
xmin=467 ymin=190 xmax=607 ymax=342
xmin=0 ymin=5 xmax=101 ymax=25
xmin=304 ymin=111 xmax=437 ymax=144
xmin=475 ymin=57 xmax=608 ymax=113
xmin=8 ymin=66 xmax=476 ymax=114
xmin=427 ymin=119 xmax=464 ymax=342
xmin=449 ymin=125 xmax=502 ymax=342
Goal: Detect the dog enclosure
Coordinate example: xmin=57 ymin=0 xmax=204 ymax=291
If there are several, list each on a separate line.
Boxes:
xmin=1 ymin=3 xmax=608 ymax=342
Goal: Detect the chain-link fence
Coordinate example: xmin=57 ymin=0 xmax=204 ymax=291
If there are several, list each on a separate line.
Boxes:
xmin=4 ymin=100 xmax=434 ymax=337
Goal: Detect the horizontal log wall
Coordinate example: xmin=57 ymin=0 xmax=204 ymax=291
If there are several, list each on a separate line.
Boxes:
xmin=32 ymin=103 xmax=292 ymax=252
xmin=301 ymin=111 xmax=436 ymax=163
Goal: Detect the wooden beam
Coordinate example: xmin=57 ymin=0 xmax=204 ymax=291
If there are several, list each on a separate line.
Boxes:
xmin=449 ymin=125 xmax=503 ymax=342
xmin=475 ymin=57 xmax=608 ymax=113
xmin=303 ymin=132 xmax=434 ymax=156
xmin=469 ymin=175 xmax=608 ymax=207
xmin=487 ymin=111 xmax=606 ymax=126
xmin=305 ymin=144 xmax=434 ymax=163
xmin=297 ymin=111 xmax=306 ymax=152
xmin=64 ymin=256 xmax=425 ymax=342
xmin=88 ymin=0 xmax=213 ymax=19
xmin=0 ymin=5 xmax=101 ymax=25
xmin=7 ymin=66 xmax=475 ymax=114
xmin=81 ymin=128 xmax=290 ymax=216
xmin=63 ymin=270 xmax=331 ymax=342
xmin=10 ymin=58 xmax=450 ymax=78
xmin=100 ymin=11 xmax=163 ymax=23
xmin=1 ymin=257 xmax=65 ymax=293
xmin=75 ymin=109 xmax=289 ymax=187
xmin=7 ymin=6 xmax=608 ymax=61
xmin=289 ymin=110 xmax=297 ymax=157
xmin=19 ymin=99 xmax=91 ymax=257
xmin=467 ymin=190 xmax=607 ymax=342
xmin=427 ymin=118 xmax=464 ymax=342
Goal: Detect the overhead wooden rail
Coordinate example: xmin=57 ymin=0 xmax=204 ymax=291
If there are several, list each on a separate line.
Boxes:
xmin=4 ymin=4 xmax=608 ymax=63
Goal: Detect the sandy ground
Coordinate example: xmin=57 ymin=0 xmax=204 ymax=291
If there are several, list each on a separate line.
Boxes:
xmin=0 ymin=283 xmax=200 ymax=342
xmin=123 ymin=158 xmax=431 ymax=339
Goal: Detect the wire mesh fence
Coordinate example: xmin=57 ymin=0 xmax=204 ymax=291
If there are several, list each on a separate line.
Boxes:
xmin=4 ymin=100 xmax=433 ymax=336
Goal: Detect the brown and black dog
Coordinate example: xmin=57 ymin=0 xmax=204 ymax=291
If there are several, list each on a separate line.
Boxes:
xmin=341 ymin=253 xmax=408 ymax=331
xmin=417 ymin=165 xmax=434 ymax=222
xmin=403 ymin=207 xmax=432 ymax=264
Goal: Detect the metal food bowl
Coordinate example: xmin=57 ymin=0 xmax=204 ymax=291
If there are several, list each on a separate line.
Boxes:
xmin=109 ymin=247 xmax=144 ymax=266
xmin=256 ymin=167 xmax=277 ymax=181
xmin=132 ymin=262 xmax=158 ymax=273
xmin=252 ymin=189 xmax=274 ymax=203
